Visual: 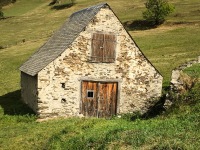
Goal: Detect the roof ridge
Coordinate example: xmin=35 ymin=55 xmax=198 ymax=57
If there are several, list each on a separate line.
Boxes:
xmin=70 ymin=2 xmax=108 ymax=19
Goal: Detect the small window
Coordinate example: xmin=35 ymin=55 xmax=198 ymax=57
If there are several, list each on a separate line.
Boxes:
xmin=61 ymin=83 xmax=65 ymax=88
xmin=91 ymin=33 xmax=116 ymax=63
xmin=61 ymin=98 xmax=66 ymax=103
xmin=87 ymin=90 xmax=94 ymax=98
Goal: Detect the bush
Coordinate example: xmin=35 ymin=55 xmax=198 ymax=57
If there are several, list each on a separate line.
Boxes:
xmin=143 ymin=0 xmax=174 ymax=25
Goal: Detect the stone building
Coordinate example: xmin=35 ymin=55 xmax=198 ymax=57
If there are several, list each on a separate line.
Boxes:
xmin=20 ymin=3 xmax=163 ymax=118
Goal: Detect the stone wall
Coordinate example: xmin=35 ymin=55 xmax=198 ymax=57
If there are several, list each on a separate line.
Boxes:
xmin=36 ymin=7 xmax=163 ymax=118
xmin=21 ymin=72 xmax=38 ymax=112
xmin=170 ymin=56 xmax=200 ymax=93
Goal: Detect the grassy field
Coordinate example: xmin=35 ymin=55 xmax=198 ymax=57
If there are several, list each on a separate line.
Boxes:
xmin=0 ymin=0 xmax=200 ymax=149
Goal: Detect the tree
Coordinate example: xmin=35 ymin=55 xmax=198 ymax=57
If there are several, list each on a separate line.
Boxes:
xmin=143 ymin=0 xmax=174 ymax=25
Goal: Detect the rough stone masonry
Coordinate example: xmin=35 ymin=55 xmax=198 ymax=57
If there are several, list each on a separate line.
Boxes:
xmin=20 ymin=3 xmax=163 ymax=119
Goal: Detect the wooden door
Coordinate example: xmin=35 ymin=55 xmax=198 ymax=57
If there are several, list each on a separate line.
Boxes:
xmin=81 ymin=81 xmax=98 ymax=117
xmin=81 ymin=81 xmax=117 ymax=118
xmin=98 ymin=82 xmax=117 ymax=118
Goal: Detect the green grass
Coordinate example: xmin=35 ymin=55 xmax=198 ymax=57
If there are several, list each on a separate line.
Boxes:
xmin=170 ymin=0 xmax=200 ymax=23
xmin=0 ymin=0 xmax=200 ymax=149
xmin=3 ymin=0 xmax=47 ymax=16
xmin=132 ymin=25 xmax=200 ymax=85
xmin=183 ymin=64 xmax=200 ymax=78
xmin=0 ymin=83 xmax=199 ymax=149
xmin=0 ymin=40 xmax=44 ymax=95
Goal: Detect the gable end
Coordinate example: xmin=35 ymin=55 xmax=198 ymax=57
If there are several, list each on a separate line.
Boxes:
xmin=19 ymin=3 xmax=109 ymax=76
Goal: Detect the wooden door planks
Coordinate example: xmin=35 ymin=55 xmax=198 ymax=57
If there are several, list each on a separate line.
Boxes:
xmin=81 ymin=81 xmax=117 ymax=118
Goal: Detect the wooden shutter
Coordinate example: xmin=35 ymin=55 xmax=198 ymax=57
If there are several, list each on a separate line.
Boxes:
xmin=91 ymin=33 xmax=104 ymax=62
xmin=91 ymin=33 xmax=116 ymax=63
xmin=103 ymin=34 xmax=116 ymax=63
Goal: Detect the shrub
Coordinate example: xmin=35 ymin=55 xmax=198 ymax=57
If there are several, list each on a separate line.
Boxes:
xmin=143 ymin=0 xmax=174 ymax=25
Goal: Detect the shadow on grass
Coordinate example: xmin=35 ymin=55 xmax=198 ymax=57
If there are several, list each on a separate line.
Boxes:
xmin=51 ymin=3 xmax=74 ymax=10
xmin=0 ymin=16 xmax=14 ymax=21
xmin=120 ymin=95 xmax=167 ymax=121
xmin=49 ymin=0 xmax=57 ymax=6
xmin=123 ymin=19 xmax=157 ymax=31
xmin=0 ymin=90 xmax=35 ymax=115
xmin=141 ymin=95 xmax=166 ymax=119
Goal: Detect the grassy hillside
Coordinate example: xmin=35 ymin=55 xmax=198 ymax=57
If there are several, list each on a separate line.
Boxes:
xmin=0 ymin=83 xmax=199 ymax=149
xmin=0 ymin=0 xmax=200 ymax=149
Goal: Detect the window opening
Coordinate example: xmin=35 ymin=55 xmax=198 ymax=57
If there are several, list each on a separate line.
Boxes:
xmin=87 ymin=90 xmax=94 ymax=98
xmin=61 ymin=98 xmax=66 ymax=103
xmin=61 ymin=83 xmax=65 ymax=88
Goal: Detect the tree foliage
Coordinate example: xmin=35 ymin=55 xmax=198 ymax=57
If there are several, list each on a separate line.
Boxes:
xmin=143 ymin=0 xmax=174 ymax=25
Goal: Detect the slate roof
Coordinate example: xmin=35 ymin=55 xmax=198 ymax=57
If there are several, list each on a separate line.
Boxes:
xmin=20 ymin=3 xmax=109 ymax=76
